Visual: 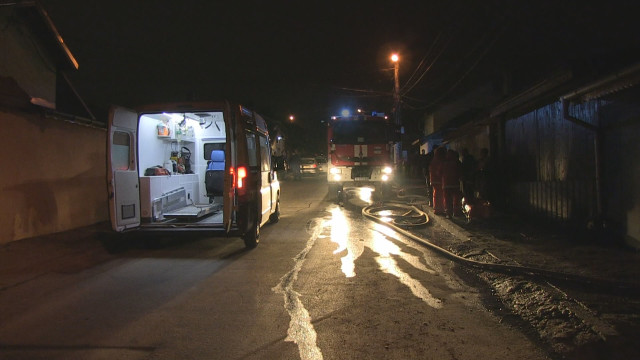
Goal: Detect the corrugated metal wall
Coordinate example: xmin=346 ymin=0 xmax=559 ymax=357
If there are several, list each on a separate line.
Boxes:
xmin=598 ymin=90 xmax=640 ymax=244
xmin=505 ymin=101 xmax=599 ymax=224
xmin=443 ymin=85 xmax=639 ymax=244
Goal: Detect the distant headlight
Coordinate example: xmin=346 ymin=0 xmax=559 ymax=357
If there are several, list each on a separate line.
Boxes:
xmin=382 ymin=166 xmax=393 ymax=174
xmin=330 ymin=168 xmax=341 ymax=174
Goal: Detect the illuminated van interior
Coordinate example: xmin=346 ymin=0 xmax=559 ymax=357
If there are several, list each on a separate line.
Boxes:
xmin=137 ymin=111 xmax=226 ymax=224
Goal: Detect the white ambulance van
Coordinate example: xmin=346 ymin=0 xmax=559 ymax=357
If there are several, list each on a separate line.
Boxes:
xmin=107 ymin=101 xmax=280 ymax=248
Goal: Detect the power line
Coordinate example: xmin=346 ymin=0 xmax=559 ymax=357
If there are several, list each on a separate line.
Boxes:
xmin=400 ymin=36 xmax=451 ymax=97
xmin=399 ymin=32 xmax=450 ymax=96
xmin=407 ymin=24 xmax=507 ymax=110
xmin=332 ymin=86 xmax=391 ymax=95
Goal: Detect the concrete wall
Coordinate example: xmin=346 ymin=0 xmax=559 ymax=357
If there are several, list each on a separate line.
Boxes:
xmin=447 ymin=126 xmax=490 ymax=159
xmin=1 ymin=108 xmax=108 ymax=244
xmin=423 ymin=83 xmax=500 ymax=135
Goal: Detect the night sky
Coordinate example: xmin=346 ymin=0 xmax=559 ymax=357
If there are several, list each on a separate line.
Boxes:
xmin=38 ymin=0 xmax=640 ymax=153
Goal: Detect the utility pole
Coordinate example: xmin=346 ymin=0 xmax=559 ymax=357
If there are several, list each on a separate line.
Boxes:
xmin=390 ymin=53 xmax=402 ymax=167
xmin=391 ymin=53 xmax=400 ymax=125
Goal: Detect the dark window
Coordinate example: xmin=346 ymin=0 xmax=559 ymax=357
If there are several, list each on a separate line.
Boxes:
xmin=259 ymin=135 xmax=271 ymax=172
xmin=246 ymin=133 xmax=258 ymax=167
xmin=332 ymin=121 xmax=389 ymax=144
xmin=203 ymin=142 xmax=225 ymax=160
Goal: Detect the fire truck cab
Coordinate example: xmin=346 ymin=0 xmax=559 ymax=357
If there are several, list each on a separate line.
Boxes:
xmin=326 ymin=111 xmax=398 ymax=200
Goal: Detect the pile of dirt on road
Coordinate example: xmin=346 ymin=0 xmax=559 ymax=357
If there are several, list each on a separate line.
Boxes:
xmin=481 ymin=272 xmax=602 ymax=356
xmin=408 ymin=208 xmax=640 ymax=359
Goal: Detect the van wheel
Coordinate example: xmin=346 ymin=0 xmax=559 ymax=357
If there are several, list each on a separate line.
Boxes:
xmin=243 ymin=214 xmax=260 ymax=249
xmin=269 ymin=198 xmax=280 ymax=224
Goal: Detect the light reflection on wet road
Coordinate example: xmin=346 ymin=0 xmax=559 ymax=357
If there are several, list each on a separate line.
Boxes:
xmin=276 ymin=200 xmax=444 ymax=359
xmin=329 ymin=206 xmax=442 ymax=308
xmin=328 ymin=207 xmax=356 ymax=278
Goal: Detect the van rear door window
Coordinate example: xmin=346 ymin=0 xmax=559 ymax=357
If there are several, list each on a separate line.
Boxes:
xmin=259 ymin=135 xmax=270 ymax=172
xmin=112 ymin=131 xmax=131 ymax=170
xmin=246 ymin=133 xmax=258 ymax=167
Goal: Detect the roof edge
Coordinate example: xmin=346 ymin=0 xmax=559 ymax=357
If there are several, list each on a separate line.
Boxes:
xmin=1 ymin=0 xmax=78 ymax=70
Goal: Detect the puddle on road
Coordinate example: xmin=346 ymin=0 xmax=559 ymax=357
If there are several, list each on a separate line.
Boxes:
xmin=328 ymin=207 xmax=357 ymax=278
xmin=273 ymin=205 xmax=443 ymax=359
xmin=328 ymin=206 xmax=442 ymax=308
xmin=375 ymin=256 xmax=442 ymax=308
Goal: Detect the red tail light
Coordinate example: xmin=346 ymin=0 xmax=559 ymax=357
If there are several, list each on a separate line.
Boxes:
xmin=312 ymin=164 xmax=317 ymax=168
xmin=237 ymin=166 xmax=247 ymax=189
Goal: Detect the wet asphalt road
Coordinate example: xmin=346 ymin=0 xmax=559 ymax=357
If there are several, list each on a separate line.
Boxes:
xmin=0 ymin=176 xmax=549 ymax=359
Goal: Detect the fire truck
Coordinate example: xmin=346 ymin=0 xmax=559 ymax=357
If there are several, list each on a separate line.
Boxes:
xmin=326 ymin=111 xmax=399 ymax=200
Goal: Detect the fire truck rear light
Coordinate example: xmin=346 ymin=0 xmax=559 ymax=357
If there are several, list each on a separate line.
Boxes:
xmin=333 ymin=174 xmax=342 ymax=181
xmin=382 ymin=174 xmax=389 ymax=181
xmin=330 ymin=168 xmax=341 ymax=174
xmin=382 ymin=166 xmax=393 ymax=174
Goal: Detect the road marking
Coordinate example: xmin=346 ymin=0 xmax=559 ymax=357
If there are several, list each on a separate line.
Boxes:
xmin=272 ymin=220 xmax=324 ymax=360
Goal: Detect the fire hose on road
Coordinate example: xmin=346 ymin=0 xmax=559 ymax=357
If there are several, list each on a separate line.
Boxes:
xmin=362 ymin=197 xmax=640 ymax=295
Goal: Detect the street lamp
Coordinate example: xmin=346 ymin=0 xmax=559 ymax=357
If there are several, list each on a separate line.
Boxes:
xmin=289 ymin=115 xmax=295 ymax=122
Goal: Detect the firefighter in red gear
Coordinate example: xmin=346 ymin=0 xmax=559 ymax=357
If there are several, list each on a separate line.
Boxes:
xmin=428 ymin=146 xmax=446 ymax=215
xmin=442 ymin=149 xmax=463 ymax=218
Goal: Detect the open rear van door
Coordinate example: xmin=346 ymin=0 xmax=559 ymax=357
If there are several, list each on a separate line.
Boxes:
xmin=223 ymin=104 xmax=236 ymax=233
xmin=107 ymin=106 xmax=140 ymax=231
